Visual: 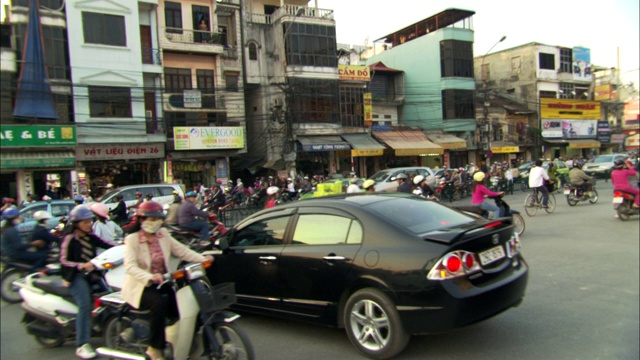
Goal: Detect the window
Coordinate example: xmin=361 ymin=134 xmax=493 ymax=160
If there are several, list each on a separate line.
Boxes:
xmin=285 ymin=23 xmax=337 ymax=67
xmin=51 ymin=203 xmax=73 ymax=217
xmin=89 ymin=86 xmax=132 ymax=118
xmin=539 ymin=91 xmax=557 ymax=99
xmin=225 ymin=73 xmax=239 ymax=92
xmin=248 ymin=43 xmax=258 ymax=60
xmin=339 ymin=85 xmax=365 ymax=127
xmin=441 ymin=89 xmax=474 ymax=119
xmin=158 ymin=186 xmax=177 ymax=196
xmin=511 ymin=56 xmax=521 ymax=76
xmin=165 ymin=1 xmax=183 ymax=33
xmin=481 ymin=63 xmax=490 ymax=81
xmin=539 ymin=52 xmax=555 ymax=70
xmin=559 ymin=83 xmax=574 ymax=99
xmin=164 ymin=68 xmax=192 ymax=93
xmin=14 ymin=24 xmax=69 ymax=80
xmin=231 ymin=217 xmax=290 ymax=247
xmin=292 ymin=214 xmax=361 ymax=245
xmin=196 ymin=69 xmax=214 ymax=91
xmin=560 ymin=48 xmax=572 ymax=73
xmin=370 ymin=75 xmax=395 ymax=101
xmin=288 ymin=78 xmax=339 ymax=124
xmin=440 ymin=40 xmax=473 ymax=78
xmin=82 ymin=12 xmax=126 ymax=46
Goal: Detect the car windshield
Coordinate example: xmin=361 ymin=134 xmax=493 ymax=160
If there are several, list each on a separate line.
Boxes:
xmin=364 ymin=197 xmax=473 ymax=234
xmin=518 ymin=163 xmax=532 ymax=171
xmin=594 ymin=155 xmax=614 ymax=163
xmin=369 ymin=170 xmax=392 ymax=182
xmin=98 ymin=189 xmax=119 ymax=202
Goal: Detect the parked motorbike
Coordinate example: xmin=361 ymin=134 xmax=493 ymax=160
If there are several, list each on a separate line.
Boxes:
xmin=95 ymin=260 xmax=255 ymax=360
xmin=455 ymin=195 xmax=525 ymax=236
xmin=613 ymin=190 xmax=639 ymax=221
xmin=12 ymin=245 xmax=125 ymax=348
xmin=564 ymin=181 xmax=598 ymax=206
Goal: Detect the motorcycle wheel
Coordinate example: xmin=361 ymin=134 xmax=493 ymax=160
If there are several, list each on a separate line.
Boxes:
xmin=453 ymin=191 xmax=461 ymax=201
xmin=588 ymin=189 xmax=598 ymax=204
xmin=104 ymin=316 xmax=144 ymax=355
xmin=208 ymin=322 xmax=255 ymax=360
xmin=35 ymin=332 xmax=65 ymax=348
xmin=0 ymin=267 xmax=27 ymax=303
xmin=343 ymin=288 xmax=409 ymax=360
xmin=566 ymin=194 xmax=578 ymax=207
xmin=618 ymin=202 xmax=630 ymax=221
xmin=512 ymin=213 xmax=525 ymax=236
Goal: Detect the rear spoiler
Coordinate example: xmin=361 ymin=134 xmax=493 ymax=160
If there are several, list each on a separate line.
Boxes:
xmin=422 ymin=218 xmax=512 ymax=245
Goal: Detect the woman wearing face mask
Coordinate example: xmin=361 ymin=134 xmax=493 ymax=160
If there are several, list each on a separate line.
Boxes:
xmin=1 ymin=208 xmax=48 ymax=271
xmin=121 ymin=201 xmax=213 ymax=360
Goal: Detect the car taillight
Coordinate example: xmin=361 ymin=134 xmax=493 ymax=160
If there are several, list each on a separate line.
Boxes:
xmin=427 ymin=250 xmax=481 ymax=280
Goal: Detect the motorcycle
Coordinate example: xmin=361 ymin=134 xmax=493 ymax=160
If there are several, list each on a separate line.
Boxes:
xmin=95 ymin=260 xmax=255 ymax=360
xmin=166 ymin=213 xmax=229 ymax=252
xmin=564 ymin=181 xmax=598 ymax=206
xmin=12 ymin=245 xmax=125 ymax=348
xmin=613 ymin=190 xmax=639 ymax=221
xmin=455 ymin=196 xmax=525 ymax=236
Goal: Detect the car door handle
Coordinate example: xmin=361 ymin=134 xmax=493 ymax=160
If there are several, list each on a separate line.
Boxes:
xmin=322 ymin=256 xmax=348 ymax=261
xmin=259 ymin=256 xmax=277 ymax=261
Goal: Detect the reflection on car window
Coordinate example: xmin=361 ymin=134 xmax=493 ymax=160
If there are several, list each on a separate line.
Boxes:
xmin=231 ymin=216 xmax=290 ymax=247
xmin=51 ymin=204 xmax=72 ymax=217
xmin=121 ymin=189 xmax=138 ymax=202
xmin=158 ymin=186 xmax=175 ymax=196
xmin=369 ymin=171 xmax=391 ymax=182
xmin=365 ymin=198 xmax=472 ymax=234
xmin=21 ymin=205 xmax=47 ymax=220
xmin=292 ymin=214 xmax=353 ymax=245
xmin=346 ymin=221 xmax=363 ymax=244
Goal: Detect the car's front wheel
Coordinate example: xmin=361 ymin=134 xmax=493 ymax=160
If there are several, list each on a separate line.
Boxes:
xmin=343 ymin=288 xmax=409 ymax=360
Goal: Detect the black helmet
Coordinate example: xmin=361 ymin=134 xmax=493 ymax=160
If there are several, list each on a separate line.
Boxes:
xmin=614 ymin=160 xmax=625 ymax=169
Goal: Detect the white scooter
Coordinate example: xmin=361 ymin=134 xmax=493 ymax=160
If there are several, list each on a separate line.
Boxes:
xmin=96 ymin=260 xmax=254 ymax=360
xmin=12 ymin=245 xmax=126 ymax=348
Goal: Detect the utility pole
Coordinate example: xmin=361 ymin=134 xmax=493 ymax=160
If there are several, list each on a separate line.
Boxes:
xmin=480 ymin=36 xmax=506 ymax=169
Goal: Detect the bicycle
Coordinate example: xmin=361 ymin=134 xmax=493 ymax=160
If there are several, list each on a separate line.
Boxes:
xmin=524 ymin=187 xmax=556 ymax=217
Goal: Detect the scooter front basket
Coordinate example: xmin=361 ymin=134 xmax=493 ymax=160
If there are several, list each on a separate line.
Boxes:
xmin=194 ymin=282 xmax=236 ymax=312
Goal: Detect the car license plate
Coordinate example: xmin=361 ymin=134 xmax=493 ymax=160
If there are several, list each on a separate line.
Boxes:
xmin=479 ymin=246 xmax=505 ymax=266
xmin=613 ymin=197 xmax=623 ymax=204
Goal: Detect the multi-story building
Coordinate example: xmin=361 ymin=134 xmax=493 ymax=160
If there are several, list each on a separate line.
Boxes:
xmin=1 ymin=0 xmax=77 ymax=201
xmin=364 ymin=8 xmax=476 ymax=169
xmin=474 ymin=42 xmax=603 ymax=161
xmin=157 ymin=0 xmax=245 ymax=187
xmin=65 ymin=0 xmax=167 ymax=194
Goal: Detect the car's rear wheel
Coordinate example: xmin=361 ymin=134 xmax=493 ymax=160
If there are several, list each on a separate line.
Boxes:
xmin=343 ymin=288 xmax=409 ymax=360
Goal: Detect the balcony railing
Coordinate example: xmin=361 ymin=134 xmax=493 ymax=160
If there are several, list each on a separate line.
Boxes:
xmin=162 ymin=27 xmax=226 ymax=46
xmin=249 ymin=4 xmax=334 ymax=24
xmin=163 ymin=91 xmax=225 ymax=110
xmin=141 ymin=47 xmax=162 ymax=65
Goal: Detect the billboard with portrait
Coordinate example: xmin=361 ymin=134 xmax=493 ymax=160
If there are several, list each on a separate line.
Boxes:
xmin=541 ymin=119 xmax=598 ymax=139
xmin=573 ymin=47 xmax=592 ymax=81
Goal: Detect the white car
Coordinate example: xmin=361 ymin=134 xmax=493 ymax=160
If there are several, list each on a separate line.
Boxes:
xmin=98 ymin=184 xmax=185 ymax=211
xmin=368 ymin=167 xmax=437 ymax=192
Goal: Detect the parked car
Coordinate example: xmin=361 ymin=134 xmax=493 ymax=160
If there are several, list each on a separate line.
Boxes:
xmin=205 ymin=193 xmax=528 ymax=359
xmin=368 ymin=167 xmax=437 ymax=192
xmin=98 ymin=183 xmax=184 ymax=211
xmin=2 ymin=200 xmax=75 ymax=240
xmin=543 ymin=160 xmax=569 ymax=176
xmin=583 ymin=153 xmax=628 ymax=178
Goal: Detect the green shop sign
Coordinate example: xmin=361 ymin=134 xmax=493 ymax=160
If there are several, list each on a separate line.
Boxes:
xmin=1 ymin=125 xmax=76 ymax=147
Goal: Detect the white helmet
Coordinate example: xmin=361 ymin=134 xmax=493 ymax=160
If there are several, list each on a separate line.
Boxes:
xmin=413 ymin=175 xmax=425 ymax=185
xmin=33 ymin=210 xmax=52 ymax=221
xmin=267 ymin=186 xmax=279 ymax=195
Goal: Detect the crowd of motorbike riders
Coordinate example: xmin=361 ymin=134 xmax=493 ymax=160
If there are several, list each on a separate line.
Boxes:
xmin=2 ymin=152 xmax=639 ymax=359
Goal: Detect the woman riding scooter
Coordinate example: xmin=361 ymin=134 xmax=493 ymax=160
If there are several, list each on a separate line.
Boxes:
xmin=121 ymin=201 xmax=212 ymax=360
xmin=611 ymin=160 xmax=639 ymax=208
xmin=471 ymin=172 xmax=504 ymax=219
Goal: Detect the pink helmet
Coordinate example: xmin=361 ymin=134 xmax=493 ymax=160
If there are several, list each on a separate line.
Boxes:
xmin=90 ymin=203 xmax=109 ymax=219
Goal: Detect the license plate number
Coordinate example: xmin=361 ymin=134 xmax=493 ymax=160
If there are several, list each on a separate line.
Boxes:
xmin=479 ymin=246 xmax=506 ymax=266
xmin=613 ymin=197 xmax=623 ymax=204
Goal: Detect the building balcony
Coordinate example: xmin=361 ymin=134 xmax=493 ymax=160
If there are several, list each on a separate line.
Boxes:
xmin=159 ymin=27 xmax=225 ymax=54
xmin=249 ymin=4 xmax=334 ymax=25
xmin=162 ymin=91 xmax=226 ymax=112
xmin=141 ymin=47 xmax=162 ymax=73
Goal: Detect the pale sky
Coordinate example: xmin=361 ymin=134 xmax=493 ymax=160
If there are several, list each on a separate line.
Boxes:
xmin=319 ymin=0 xmax=640 ymax=85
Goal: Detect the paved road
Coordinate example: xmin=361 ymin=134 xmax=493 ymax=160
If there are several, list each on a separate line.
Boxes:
xmin=2 ymin=181 xmax=638 ymax=359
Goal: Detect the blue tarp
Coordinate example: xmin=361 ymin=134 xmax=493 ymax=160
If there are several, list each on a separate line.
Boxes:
xmin=12 ymin=0 xmax=58 ymax=119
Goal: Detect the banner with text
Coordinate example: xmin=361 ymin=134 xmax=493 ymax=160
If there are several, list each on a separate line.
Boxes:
xmin=338 ymin=65 xmax=370 ymax=81
xmin=540 ymin=98 xmax=600 ymax=120
xmin=1 ymin=125 xmax=76 ymax=147
xmin=174 ymin=127 xmax=244 ymax=150
xmin=541 ymin=119 xmax=598 ymax=139
xmin=76 ymin=143 xmax=165 ymax=161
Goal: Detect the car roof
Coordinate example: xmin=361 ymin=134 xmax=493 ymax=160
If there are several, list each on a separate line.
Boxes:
xmin=21 ymin=200 xmax=75 ymax=210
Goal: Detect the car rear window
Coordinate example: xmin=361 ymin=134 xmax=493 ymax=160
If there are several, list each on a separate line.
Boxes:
xmin=158 ymin=186 xmax=177 ymax=196
xmin=594 ymin=155 xmax=613 ymax=163
xmin=365 ymin=198 xmax=473 ymax=234
xmin=369 ymin=170 xmax=392 ymax=182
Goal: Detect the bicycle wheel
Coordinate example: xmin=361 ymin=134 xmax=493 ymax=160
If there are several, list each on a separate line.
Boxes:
xmin=511 ymin=213 xmax=525 ymax=236
xmin=524 ymin=194 xmax=537 ymax=217
xmin=545 ymin=193 xmax=556 ymax=213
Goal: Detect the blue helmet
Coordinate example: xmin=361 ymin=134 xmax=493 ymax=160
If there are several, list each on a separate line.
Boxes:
xmin=74 ymin=196 xmax=84 ymax=203
xmin=1 ymin=208 xmax=20 ymax=220
xmin=69 ymin=205 xmax=94 ymax=223
xmin=186 ymin=191 xmax=197 ymax=198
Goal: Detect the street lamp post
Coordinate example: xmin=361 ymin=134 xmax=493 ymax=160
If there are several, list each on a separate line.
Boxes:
xmin=480 ymin=36 xmax=506 ymax=169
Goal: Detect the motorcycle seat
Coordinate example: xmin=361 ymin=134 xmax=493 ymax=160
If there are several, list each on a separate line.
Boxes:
xmin=0 ymin=256 xmax=34 ymax=270
xmin=33 ymin=275 xmax=73 ymax=299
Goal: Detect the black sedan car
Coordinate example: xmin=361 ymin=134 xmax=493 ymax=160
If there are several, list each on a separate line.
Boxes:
xmin=206 ymin=193 xmax=528 ymax=359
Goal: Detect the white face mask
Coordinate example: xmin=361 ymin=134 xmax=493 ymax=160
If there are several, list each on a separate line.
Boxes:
xmin=141 ymin=219 xmax=163 ymax=234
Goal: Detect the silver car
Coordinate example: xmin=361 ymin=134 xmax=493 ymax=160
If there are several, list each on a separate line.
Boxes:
xmin=368 ymin=167 xmax=437 ymax=192
xmin=582 ymin=154 xmax=627 ymax=178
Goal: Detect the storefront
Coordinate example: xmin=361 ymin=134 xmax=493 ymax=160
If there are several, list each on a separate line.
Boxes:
xmin=372 ymin=128 xmax=444 ymax=168
xmin=490 ymin=145 xmax=521 ymax=166
xmin=295 ymin=136 xmax=351 ymax=177
xmin=0 ymin=125 xmax=77 ymax=202
xmin=540 ymin=99 xmax=601 ymax=159
xmin=337 ymin=134 xmax=385 ymax=177
xmin=426 ymin=132 xmax=468 ymax=168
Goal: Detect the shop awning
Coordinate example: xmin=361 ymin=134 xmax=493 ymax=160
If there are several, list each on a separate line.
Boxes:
xmin=544 ymin=139 xmax=601 ymax=149
xmin=373 ymin=130 xmax=443 ymax=156
xmin=1 ymin=151 xmax=75 ymax=169
xmin=261 ymin=159 xmax=286 ymax=170
xmin=296 ymin=136 xmax=351 ymax=152
xmin=425 ymin=133 xmax=467 ymax=150
xmin=340 ymin=134 xmax=385 ymax=156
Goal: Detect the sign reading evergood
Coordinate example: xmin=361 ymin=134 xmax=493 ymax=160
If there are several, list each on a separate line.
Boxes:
xmin=338 ymin=65 xmax=370 ymax=81
xmin=540 ymin=99 xmax=600 ymax=119
xmin=174 ymin=127 xmax=244 ymax=150
xmin=76 ymin=143 xmax=165 ymax=161
xmin=1 ymin=125 xmax=76 ymax=147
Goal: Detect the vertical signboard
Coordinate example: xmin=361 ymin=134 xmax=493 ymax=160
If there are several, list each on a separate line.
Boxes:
xmin=363 ymin=93 xmax=373 ymax=126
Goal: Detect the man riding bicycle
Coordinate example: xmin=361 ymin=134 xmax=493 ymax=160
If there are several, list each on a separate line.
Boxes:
xmin=528 ymin=160 xmax=552 ymax=208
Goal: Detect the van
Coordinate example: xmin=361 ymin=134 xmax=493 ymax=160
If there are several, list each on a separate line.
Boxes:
xmin=98 ymin=184 xmax=185 ymax=211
